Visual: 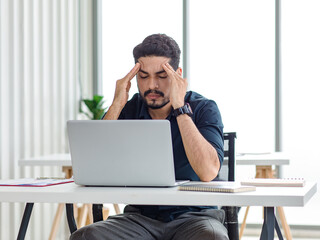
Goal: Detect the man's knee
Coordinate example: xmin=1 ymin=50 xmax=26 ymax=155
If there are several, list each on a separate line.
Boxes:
xmin=209 ymin=225 xmax=229 ymax=240
xmin=69 ymin=224 xmax=103 ymax=240
xmin=170 ymin=217 xmax=229 ymax=240
xmin=190 ymin=222 xmax=229 ymax=240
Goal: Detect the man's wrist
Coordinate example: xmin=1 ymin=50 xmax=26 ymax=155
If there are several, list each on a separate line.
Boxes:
xmin=173 ymin=103 xmax=193 ymax=117
xmin=171 ymin=101 xmax=185 ymax=110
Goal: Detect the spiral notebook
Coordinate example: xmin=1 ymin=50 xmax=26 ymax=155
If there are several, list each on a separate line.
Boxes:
xmin=178 ymin=181 xmax=256 ymax=193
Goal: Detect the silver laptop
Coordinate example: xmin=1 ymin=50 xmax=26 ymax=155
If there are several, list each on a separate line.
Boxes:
xmin=67 ymin=120 xmax=188 ymax=187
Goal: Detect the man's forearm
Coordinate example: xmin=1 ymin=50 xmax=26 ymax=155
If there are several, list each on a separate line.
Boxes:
xmin=102 ymin=104 xmax=123 ymax=120
xmin=176 ymin=114 xmax=220 ymax=182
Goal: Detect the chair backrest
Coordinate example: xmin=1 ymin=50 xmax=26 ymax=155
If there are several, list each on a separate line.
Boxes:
xmin=215 ymin=132 xmax=237 ymax=182
xmin=223 ymin=132 xmax=237 ymax=181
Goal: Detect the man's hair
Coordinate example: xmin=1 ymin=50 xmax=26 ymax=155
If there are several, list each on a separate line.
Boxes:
xmin=133 ymin=34 xmax=181 ymax=70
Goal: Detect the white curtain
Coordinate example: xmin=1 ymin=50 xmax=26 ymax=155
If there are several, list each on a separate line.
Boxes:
xmin=0 ymin=0 xmax=93 ymax=239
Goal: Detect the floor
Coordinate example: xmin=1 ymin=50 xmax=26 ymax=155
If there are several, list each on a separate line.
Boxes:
xmin=240 ymin=225 xmax=320 ymax=240
xmin=242 ymin=238 xmax=313 ymax=240
xmin=241 ymin=232 xmax=319 ymax=239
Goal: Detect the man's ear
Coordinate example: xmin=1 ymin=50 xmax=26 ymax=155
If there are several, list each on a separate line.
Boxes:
xmin=176 ymin=67 xmax=183 ymax=76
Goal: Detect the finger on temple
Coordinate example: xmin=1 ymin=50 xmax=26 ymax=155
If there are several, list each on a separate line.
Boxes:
xmin=125 ymin=63 xmax=140 ymax=81
xmin=166 ymin=62 xmax=177 ymax=71
xmin=163 ymin=64 xmax=178 ymax=79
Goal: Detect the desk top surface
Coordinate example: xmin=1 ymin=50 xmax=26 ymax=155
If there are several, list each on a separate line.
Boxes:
xmin=18 ymin=152 xmax=290 ymax=167
xmin=0 ymin=181 xmax=316 ymax=207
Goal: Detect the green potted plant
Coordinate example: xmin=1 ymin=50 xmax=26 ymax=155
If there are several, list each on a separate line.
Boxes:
xmin=81 ymin=95 xmax=108 ymax=120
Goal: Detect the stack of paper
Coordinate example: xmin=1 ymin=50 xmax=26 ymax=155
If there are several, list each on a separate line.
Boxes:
xmin=241 ymin=178 xmax=305 ymax=187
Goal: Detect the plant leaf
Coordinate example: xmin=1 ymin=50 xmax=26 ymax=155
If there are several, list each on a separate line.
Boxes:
xmin=81 ymin=95 xmax=107 ymax=120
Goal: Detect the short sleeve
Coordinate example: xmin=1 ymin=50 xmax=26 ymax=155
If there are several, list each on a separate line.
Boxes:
xmin=192 ymin=99 xmax=224 ymax=169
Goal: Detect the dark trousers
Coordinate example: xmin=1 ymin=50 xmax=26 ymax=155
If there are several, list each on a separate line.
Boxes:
xmin=70 ymin=206 xmax=229 ymax=240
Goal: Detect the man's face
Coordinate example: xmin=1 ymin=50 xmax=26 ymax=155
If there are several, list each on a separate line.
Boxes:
xmin=137 ymin=56 xmax=172 ymax=109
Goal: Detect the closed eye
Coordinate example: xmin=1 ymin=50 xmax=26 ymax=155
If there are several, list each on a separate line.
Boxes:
xmin=159 ymin=75 xmax=168 ymax=79
xmin=139 ymin=75 xmax=148 ymax=79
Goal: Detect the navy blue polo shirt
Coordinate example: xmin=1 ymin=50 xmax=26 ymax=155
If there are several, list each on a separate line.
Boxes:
xmin=118 ymin=91 xmax=224 ymax=222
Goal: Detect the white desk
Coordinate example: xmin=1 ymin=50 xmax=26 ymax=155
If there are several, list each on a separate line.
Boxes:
xmin=0 ymin=182 xmax=317 ymax=240
xmin=18 ymin=152 xmax=291 ymax=239
xmin=18 ymin=152 xmax=291 ymax=238
xmin=0 ymin=182 xmax=315 ymax=206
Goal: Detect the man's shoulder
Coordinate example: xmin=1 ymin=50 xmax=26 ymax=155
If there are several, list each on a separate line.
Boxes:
xmin=185 ymin=91 xmax=217 ymax=108
xmin=185 ymin=91 xmax=222 ymax=124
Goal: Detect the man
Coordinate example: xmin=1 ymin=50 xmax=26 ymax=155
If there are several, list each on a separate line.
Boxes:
xmin=70 ymin=34 xmax=228 ymax=240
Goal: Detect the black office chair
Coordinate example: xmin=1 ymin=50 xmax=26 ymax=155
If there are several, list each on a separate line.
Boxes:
xmin=66 ymin=132 xmax=239 ymax=240
xmin=220 ymin=132 xmax=239 ymax=240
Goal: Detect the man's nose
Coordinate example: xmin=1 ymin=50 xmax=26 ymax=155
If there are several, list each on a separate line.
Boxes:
xmin=148 ymin=77 xmax=159 ymax=89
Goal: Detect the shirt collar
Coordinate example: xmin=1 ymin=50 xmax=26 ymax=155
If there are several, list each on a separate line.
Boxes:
xmin=138 ymin=97 xmax=174 ymax=120
xmin=138 ymin=99 xmax=151 ymax=119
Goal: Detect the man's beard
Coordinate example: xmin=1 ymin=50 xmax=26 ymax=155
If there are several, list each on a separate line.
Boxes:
xmin=140 ymin=89 xmax=170 ymax=109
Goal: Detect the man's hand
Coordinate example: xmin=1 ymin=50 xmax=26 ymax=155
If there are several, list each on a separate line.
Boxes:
xmin=162 ymin=63 xmax=187 ymax=109
xmin=112 ymin=63 xmax=141 ymax=108
xmin=103 ymin=63 xmax=140 ymax=120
